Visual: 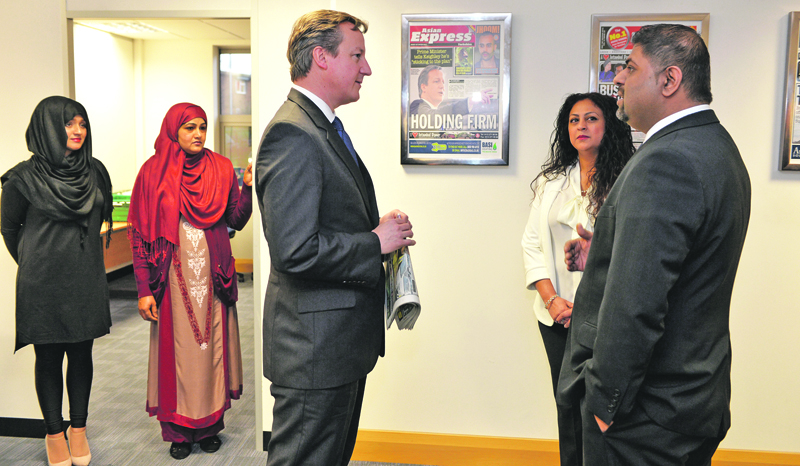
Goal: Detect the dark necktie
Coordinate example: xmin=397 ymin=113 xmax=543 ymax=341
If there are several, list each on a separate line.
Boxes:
xmin=332 ymin=116 xmax=358 ymax=166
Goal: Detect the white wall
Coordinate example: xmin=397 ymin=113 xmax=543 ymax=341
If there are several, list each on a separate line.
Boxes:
xmin=73 ymin=24 xmax=137 ymax=192
xmin=253 ymin=0 xmax=800 ymax=454
xmin=0 ymin=0 xmax=70 ymax=420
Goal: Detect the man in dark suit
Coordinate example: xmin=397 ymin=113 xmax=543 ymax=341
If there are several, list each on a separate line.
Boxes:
xmin=255 ymin=10 xmax=415 ymax=466
xmin=558 ymin=24 xmax=751 ymax=465
xmin=410 ymin=65 xmax=469 ymax=115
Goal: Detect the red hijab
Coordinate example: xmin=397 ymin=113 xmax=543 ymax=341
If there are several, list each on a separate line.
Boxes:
xmin=128 ymin=103 xmax=233 ymax=258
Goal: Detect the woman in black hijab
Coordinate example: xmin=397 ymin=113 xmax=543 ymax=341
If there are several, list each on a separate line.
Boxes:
xmin=1 ymin=96 xmax=113 ymax=466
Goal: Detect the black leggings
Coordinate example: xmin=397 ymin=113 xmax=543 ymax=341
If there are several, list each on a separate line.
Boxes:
xmin=33 ymin=340 xmax=94 ymax=435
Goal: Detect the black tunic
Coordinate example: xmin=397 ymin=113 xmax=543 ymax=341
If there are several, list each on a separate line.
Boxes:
xmin=1 ymin=173 xmax=111 ymax=351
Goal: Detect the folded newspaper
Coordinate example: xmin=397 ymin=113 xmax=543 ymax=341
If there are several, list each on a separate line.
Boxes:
xmin=384 ymin=246 xmax=421 ymax=330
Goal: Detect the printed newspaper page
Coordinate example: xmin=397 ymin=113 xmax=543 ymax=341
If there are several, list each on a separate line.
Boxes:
xmin=406 ymin=22 xmax=505 ymax=162
xmin=384 ymin=246 xmax=421 ymax=330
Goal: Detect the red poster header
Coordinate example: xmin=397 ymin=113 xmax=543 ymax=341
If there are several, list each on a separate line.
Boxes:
xmin=410 ymin=25 xmax=474 ymax=47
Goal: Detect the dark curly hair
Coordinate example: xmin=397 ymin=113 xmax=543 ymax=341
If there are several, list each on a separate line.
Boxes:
xmin=530 ymin=92 xmax=634 ymax=219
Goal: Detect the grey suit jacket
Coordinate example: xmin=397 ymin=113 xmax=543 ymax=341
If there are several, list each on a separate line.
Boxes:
xmin=256 ymin=89 xmax=384 ymax=390
xmin=557 ymin=110 xmax=751 ymax=438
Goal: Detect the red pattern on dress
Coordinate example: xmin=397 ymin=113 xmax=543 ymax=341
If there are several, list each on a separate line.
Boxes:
xmin=172 ymin=249 xmax=212 ymax=349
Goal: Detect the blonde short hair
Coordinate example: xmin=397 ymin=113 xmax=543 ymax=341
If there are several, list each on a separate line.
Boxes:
xmin=287 ymin=10 xmax=368 ymax=82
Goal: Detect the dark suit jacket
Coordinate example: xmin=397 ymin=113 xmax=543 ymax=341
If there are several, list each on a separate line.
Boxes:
xmin=256 ymin=89 xmax=385 ymax=390
xmin=410 ymin=98 xmax=469 ymax=115
xmin=557 ymin=110 xmax=751 ymax=438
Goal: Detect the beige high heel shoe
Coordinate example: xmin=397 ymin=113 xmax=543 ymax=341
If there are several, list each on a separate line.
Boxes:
xmin=45 ymin=432 xmax=72 ymax=466
xmin=66 ymin=427 xmax=91 ymax=466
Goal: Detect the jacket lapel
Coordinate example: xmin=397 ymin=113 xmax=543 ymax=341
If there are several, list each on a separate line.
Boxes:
xmin=287 ymin=90 xmax=374 ymax=219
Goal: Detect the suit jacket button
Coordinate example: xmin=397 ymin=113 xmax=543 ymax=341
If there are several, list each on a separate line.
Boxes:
xmin=614 ymin=389 xmax=621 ymax=396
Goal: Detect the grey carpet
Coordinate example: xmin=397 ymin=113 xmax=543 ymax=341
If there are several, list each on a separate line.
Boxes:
xmin=0 ymin=270 xmax=417 ymax=466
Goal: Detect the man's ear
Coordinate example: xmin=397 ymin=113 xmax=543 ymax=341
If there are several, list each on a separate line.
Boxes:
xmin=662 ymin=66 xmax=683 ymax=98
xmin=312 ymin=46 xmax=328 ymax=70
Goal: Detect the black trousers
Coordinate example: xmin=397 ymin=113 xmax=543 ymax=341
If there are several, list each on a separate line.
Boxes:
xmin=539 ymin=321 xmax=582 ymax=466
xmin=580 ymin=396 xmax=724 ymax=466
xmin=33 ymin=340 xmax=94 ymax=435
xmin=267 ymin=377 xmax=366 ymax=466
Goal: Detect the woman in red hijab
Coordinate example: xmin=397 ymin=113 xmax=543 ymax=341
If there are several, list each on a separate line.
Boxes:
xmin=128 ymin=103 xmax=252 ymax=460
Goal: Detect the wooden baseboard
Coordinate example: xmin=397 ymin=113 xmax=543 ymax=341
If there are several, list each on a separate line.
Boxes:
xmin=235 ymin=258 xmax=254 ymax=274
xmin=351 ymin=430 xmax=800 ymax=466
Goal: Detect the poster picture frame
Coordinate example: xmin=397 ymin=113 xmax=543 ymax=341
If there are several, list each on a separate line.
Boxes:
xmin=780 ymin=12 xmax=800 ymax=171
xmin=401 ymin=13 xmax=511 ymax=165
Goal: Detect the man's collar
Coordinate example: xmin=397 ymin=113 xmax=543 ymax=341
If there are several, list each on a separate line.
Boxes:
xmin=421 ymin=97 xmax=440 ymax=109
xmin=292 ymin=84 xmax=335 ymax=123
xmin=643 ymin=104 xmax=711 ymax=143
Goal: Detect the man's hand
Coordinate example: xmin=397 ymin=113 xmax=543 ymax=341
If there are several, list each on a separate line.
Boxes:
xmin=468 ymin=89 xmax=495 ymax=111
xmin=565 ymin=223 xmax=593 ymax=272
xmin=476 ymin=88 xmax=494 ymax=104
xmin=373 ymin=209 xmax=415 ymax=254
xmin=138 ymin=296 xmax=159 ymax=322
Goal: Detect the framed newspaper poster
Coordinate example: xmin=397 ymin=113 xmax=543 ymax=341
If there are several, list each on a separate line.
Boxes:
xmin=780 ymin=12 xmax=800 ymax=171
xmin=401 ymin=13 xmax=511 ymax=165
xmin=590 ymin=14 xmax=709 ymax=146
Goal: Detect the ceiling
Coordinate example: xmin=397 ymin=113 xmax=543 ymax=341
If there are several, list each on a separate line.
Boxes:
xmin=73 ymin=18 xmax=250 ymax=41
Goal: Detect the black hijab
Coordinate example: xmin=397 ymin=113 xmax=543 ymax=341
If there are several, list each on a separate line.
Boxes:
xmin=3 ymin=96 xmax=113 ymax=242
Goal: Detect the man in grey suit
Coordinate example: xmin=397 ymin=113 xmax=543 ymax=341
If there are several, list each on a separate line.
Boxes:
xmin=255 ymin=10 xmax=415 ymax=466
xmin=558 ymin=24 xmax=750 ymax=465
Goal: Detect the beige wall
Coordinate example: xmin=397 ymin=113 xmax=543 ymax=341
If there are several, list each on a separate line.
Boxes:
xmin=2 ymin=0 xmax=799 ymax=457
xmin=0 ymin=0 xmax=70 ymax=420
xmin=73 ymin=24 xmax=137 ymax=192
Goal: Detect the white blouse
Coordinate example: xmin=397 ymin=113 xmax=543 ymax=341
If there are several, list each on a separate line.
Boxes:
xmin=522 ymin=164 xmax=593 ymax=325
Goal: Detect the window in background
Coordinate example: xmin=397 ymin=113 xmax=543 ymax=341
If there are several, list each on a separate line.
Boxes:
xmin=218 ymin=50 xmax=251 ymax=186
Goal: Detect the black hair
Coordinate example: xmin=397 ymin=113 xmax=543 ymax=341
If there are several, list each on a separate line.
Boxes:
xmin=631 ymin=23 xmax=712 ymax=104
xmin=530 ymin=92 xmax=635 ymax=219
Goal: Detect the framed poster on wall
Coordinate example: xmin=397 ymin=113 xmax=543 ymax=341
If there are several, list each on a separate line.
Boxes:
xmin=590 ymin=14 xmax=709 ymax=145
xmin=780 ymin=12 xmax=800 ymax=171
xmin=401 ymin=13 xmax=511 ymax=165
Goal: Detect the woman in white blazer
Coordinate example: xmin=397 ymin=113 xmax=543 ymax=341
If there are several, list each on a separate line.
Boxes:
xmin=522 ymin=92 xmax=633 ymax=466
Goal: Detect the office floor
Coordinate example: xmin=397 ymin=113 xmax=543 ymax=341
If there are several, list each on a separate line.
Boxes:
xmin=0 ymin=270 xmax=420 ymax=466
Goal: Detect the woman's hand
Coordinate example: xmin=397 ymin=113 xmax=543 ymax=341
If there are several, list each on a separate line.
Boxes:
xmin=548 ymin=297 xmax=573 ymax=328
xmin=243 ymin=162 xmax=253 ymax=187
xmin=138 ymin=296 xmax=158 ymax=322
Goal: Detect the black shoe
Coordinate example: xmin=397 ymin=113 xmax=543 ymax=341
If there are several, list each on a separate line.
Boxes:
xmin=169 ymin=442 xmax=191 ymax=460
xmin=198 ymin=435 xmax=222 ymax=453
